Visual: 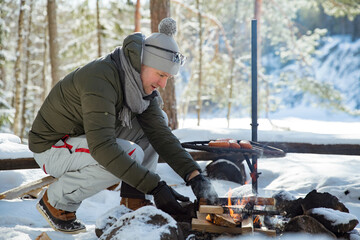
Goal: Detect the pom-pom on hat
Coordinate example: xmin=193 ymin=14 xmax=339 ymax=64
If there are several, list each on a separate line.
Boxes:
xmin=142 ymin=18 xmax=186 ymax=75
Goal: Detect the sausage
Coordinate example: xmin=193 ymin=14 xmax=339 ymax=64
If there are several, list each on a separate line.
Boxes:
xmin=239 ymin=140 xmax=252 ymax=149
xmin=229 ymin=139 xmax=241 ymax=149
xmin=209 ymin=140 xmax=230 ymax=148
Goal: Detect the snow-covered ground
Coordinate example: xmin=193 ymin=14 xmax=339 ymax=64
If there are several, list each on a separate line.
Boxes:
xmin=0 ymin=110 xmax=360 ymax=240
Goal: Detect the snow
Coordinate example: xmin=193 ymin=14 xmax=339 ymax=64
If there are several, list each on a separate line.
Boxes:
xmin=0 ymin=114 xmax=360 ymax=239
xmin=310 ymin=208 xmax=358 ymax=226
xmin=99 ymin=206 xmax=177 ymax=240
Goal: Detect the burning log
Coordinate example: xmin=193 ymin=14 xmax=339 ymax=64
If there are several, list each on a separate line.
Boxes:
xmin=199 ymin=205 xmax=283 ymax=216
xmin=206 ymin=214 xmax=237 ymax=228
xmin=202 ymin=196 xmax=276 ymax=206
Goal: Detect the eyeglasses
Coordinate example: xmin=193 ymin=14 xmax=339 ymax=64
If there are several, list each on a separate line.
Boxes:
xmin=145 ymin=44 xmax=186 ymax=66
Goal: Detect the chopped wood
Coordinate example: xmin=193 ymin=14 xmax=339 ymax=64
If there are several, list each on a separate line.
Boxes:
xmin=254 ymin=228 xmax=277 ymax=237
xmin=199 ymin=205 xmax=224 ymax=214
xmin=35 ymin=232 xmax=51 ymax=240
xmin=199 ymin=205 xmax=282 ymax=216
xmin=215 ymin=196 xmax=275 ymax=206
xmin=207 ymin=213 xmax=237 ymax=228
xmin=0 ymin=176 xmax=56 ymax=200
xmin=191 ymin=218 xmax=252 ymax=234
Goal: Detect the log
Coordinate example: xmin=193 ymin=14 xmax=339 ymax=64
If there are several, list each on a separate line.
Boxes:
xmin=254 ymin=228 xmax=277 ymax=237
xmin=199 ymin=205 xmax=224 ymax=214
xmin=35 ymin=232 xmax=52 ymax=240
xmin=191 ymin=218 xmax=252 ymax=234
xmin=0 ymin=157 xmax=38 ymax=170
xmin=207 ymin=214 xmax=237 ymax=228
xmin=215 ymin=196 xmax=275 ymax=206
xmin=0 ymin=176 xmax=56 ymax=200
xmin=199 ymin=205 xmax=282 ymax=216
xmin=258 ymin=142 xmax=360 ymax=156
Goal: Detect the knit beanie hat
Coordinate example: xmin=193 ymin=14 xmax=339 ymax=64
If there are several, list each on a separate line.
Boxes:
xmin=142 ymin=18 xmax=186 ymax=75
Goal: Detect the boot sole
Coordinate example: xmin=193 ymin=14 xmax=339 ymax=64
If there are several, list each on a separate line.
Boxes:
xmin=36 ymin=202 xmax=86 ymax=234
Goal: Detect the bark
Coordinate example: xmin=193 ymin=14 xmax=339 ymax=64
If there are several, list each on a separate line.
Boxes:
xmin=227 ymin=0 xmax=239 ymax=128
xmin=0 ymin=4 xmax=5 ymax=88
xmin=21 ymin=0 xmax=34 ymax=140
xmin=149 ymin=0 xmax=179 ymax=129
xmin=42 ymin=23 xmax=48 ymax=102
xmin=134 ymin=0 xmax=141 ymax=32
xmin=196 ymin=0 xmax=202 ymax=126
xmin=13 ymin=0 xmax=26 ymax=136
xmin=255 ymin=0 xmax=266 ymax=117
xmin=47 ymin=0 xmax=60 ymax=87
xmin=96 ymin=0 xmax=102 ymax=57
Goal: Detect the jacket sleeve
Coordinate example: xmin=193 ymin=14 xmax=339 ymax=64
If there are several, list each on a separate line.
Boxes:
xmin=77 ymin=65 xmax=160 ymax=194
xmin=137 ymin=98 xmax=201 ymax=181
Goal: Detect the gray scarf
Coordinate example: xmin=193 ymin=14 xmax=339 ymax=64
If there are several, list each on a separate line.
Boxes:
xmin=118 ymin=48 xmax=158 ymax=128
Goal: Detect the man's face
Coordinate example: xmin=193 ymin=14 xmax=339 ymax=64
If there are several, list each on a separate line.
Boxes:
xmin=141 ymin=65 xmax=171 ymax=95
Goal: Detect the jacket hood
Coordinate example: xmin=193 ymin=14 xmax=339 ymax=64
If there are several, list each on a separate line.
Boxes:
xmin=122 ymin=32 xmax=144 ymax=73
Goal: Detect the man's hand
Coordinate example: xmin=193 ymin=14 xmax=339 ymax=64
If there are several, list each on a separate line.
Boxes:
xmin=186 ymin=174 xmax=218 ymax=204
xmin=150 ymin=181 xmax=189 ymax=215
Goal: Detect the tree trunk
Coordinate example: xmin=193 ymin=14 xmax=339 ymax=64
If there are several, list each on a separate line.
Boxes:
xmin=96 ymin=0 xmax=102 ymax=57
xmin=47 ymin=0 xmax=60 ymax=87
xmin=196 ymin=0 xmax=202 ymax=126
xmin=13 ymin=0 xmax=26 ymax=137
xmin=21 ymin=0 xmax=34 ymax=140
xmin=255 ymin=0 xmax=265 ymax=117
xmin=0 ymin=4 xmax=5 ymax=88
xmin=149 ymin=0 xmax=179 ymax=129
xmin=42 ymin=22 xmax=48 ymax=102
xmin=227 ymin=0 xmax=239 ymax=128
xmin=134 ymin=0 xmax=141 ymax=32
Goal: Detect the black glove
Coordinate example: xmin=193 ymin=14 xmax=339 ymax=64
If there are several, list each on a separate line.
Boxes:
xmin=186 ymin=174 xmax=218 ymax=204
xmin=150 ymin=181 xmax=189 ymax=215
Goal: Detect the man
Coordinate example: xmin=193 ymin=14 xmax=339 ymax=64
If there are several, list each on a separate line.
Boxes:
xmin=29 ymin=18 xmax=217 ymax=234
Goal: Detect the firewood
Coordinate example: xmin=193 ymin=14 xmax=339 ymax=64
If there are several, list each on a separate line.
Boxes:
xmin=254 ymin=228 xmax=277 ymax=237
xmin=191 ymin=218 xmax=252 ymax=234
xmin=215 ymin=196 xmax=275 ymax=206
xmin=0 ymin=176 xmax=56 ymax=200
xmin=199 ymin=205 xmax=224 ymax=214
xmin=207 ymin=214 xmax=237 ymax=228
xmin=35 ymin=232 xmax=51 ymax=240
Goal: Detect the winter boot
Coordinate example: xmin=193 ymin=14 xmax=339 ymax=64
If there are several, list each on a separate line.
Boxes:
xmin=36 ymin=190 xmax=86 ymax=234
xmin=120 ymin=197 xmax=153 ymax=211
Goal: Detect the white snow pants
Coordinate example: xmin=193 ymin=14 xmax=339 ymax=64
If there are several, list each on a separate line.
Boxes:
xmin=34 ymin=113 xmax=167 ymax=212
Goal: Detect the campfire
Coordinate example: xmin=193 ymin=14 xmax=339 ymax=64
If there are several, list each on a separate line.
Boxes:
xmin=189 ymin=189 xmax=358 ymax=239
xmin=191 ymin=191 xmax=279 ymax=237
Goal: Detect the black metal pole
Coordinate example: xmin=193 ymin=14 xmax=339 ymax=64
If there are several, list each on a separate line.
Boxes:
xmin=251 ymin=19 xmax=258 ymax=194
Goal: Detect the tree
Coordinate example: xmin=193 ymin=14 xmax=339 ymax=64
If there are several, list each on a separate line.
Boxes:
xmin=134 ymin=0 xmax=141 ymax=32
xmin=96 ymin=0 xmax=102 ymax=57
xmin=195 ymin=0 xmax=203 ymax=126
xmin=47 ymin=0 xmax=60 ymax=87
xmin=149 ymin=0 xmax=179 ymax=129
xmin=13 ymin=0 xmax=26 ymax=136
xmin=20 ymin=0 xmax=34 ymax=140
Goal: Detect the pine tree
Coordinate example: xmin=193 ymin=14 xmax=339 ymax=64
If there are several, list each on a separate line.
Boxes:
xmin=13 ymin=0 xmax=26 ymax=136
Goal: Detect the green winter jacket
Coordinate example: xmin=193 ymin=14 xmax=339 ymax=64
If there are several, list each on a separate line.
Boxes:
xmin=28 ymin=33 xmax=200 ymax=194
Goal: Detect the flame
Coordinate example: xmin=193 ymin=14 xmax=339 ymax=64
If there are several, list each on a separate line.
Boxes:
xmin=206 ymin=214 xmax=211 ymax=221
xmin=227 ymin=188 xmax=243 ymax=222
xmin=253 ymin=215 xmax=262 ymax=228
xmin=228 ymin=188 xmax=234 ymax=217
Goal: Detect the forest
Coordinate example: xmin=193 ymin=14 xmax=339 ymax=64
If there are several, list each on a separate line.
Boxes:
xmin=1 ymin=0 xmax=360 ymax=140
